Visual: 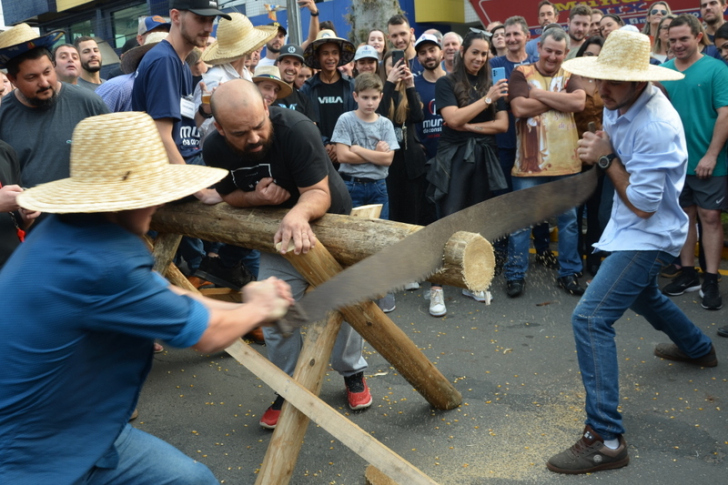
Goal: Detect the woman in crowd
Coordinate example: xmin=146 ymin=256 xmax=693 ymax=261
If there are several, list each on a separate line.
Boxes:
xmin=652 ymin=15 xmax=676 ymax=62
xmin=379 ymin=50 xmax=427 ymax=226
xmin=490 ymin=24 xmax=507 ymax=57
xmin=367 ymin=29 xmax=388 ymax=60
xmin=426 ymin=30 xmax=508 ymax=315
xmin=641 ymin=1 xmax=672 ymax=40
xmin=599 ymin=14 xmax=624 ymax=38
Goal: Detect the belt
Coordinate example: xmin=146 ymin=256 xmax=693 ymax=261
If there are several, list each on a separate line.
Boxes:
xmin=340 ymin=173 xmax=381 ymax=184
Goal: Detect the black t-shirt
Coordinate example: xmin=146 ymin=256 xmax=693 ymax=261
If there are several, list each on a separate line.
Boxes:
xmin=276 ymin=88 xmax=318 ymax=123
xmin=316 ymin=78 xmax=346 ymax=142
xmin=0 ymin=141 xmax=21 ymax=269
xmin=203 ymin=107 xmax=351 ymax=215
xmin=435 ymin=73 xmax=506 ymax=146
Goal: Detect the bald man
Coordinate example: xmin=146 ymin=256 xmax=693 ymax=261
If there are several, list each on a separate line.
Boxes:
xmin=203 ymin=80 xmax=373 ymax=429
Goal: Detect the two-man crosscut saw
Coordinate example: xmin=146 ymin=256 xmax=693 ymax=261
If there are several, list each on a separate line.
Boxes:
xmin=277 ymin=168 xmax=598 ymax=333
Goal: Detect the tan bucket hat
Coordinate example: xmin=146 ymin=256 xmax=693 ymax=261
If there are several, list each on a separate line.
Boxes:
xmin=253 ymin=65 xmax=292 ymax=99
xmin=303 ymin=30 xmax=356 ymax=69
xmin=562 ymin=30 xmax=684 ymax=82
xmin=202 ymin=13 xmax=277 ymax=65
xmin=17 ymin=112 xmax=227 ymax=214
xmin=0 ymin=23 xmax=65 ymax=69
xmin=120 ymin=32 xmax=169 ymax=74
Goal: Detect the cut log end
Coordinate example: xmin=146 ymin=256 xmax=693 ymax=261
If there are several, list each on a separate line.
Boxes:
xmin=443 ymin=231 xmax=495 ymax=292
xmin=365 ymin=465 xmax=399 ymax=485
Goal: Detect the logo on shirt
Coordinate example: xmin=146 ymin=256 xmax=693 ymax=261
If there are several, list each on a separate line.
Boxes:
xmin=427 ymin=99 xmax=437 ymax=116
xmin=318 ymin=96 xmax=343 ymax=104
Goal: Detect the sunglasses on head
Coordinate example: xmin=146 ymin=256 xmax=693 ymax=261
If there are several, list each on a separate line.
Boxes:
xmin=651 ymin=8 xmax=668 ymax=15
xmin=469 ymin=27 xmax=493 ymax=38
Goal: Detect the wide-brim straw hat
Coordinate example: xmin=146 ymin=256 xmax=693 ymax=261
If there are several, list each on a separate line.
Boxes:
xmin=0 ymin=23 xmax=65 ymax=69
xmin=303 ymin=30 xmax=355 ymax=69
xmin=202 ymin=13 xmax=277 ymax=65
xmin=253 ymin=65 xmax=292 ymax=99
xmin=17 ymin=112 xmax=227 ymax=214
xmin=120 ymin=32 xmax=169 ymax=74
xmin=562 ymin=30 xmax=684 ymax=82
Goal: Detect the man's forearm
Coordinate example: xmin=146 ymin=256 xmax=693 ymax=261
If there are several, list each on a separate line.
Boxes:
xmin=511 ymin=97 xmax=551 ymax=119
xmin=606 ymin=158 xmax=654 ymax=219
xmin=531 ymin=89 xmax=586 ymax=113
xmin=155 ymin=119 xmax=186 ymax=165
xmin=222 ymin=190 xmax=259 ymax=207
xmin=706 ymin=110 xmax=728 ymax=159
xmin=293 ymin=188 xmax=330 ymax=222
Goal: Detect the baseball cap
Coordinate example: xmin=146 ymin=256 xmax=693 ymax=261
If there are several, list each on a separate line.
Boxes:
xmin=414 ymin=33 xmax=441 ymax=51
xmin=169 ymin=0 xmax=232 ymax=20
xmin=268 ymin=22 xmax=287 ymax=36
xmin=277 ymin=44 xmax=304 ymax=62
xmin=138 ymin=16 xmax=171 ymax=36
xmin=354 ymin=45 xmax=379 ymax=61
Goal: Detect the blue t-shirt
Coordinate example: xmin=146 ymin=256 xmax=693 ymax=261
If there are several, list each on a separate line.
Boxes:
xmin=132 ymin=40 xmax=201 ymax=160
xmin=490 ymin=54 xmax=538 ymax=150
xmin=414 ymin=74 xmax=443 ymax=160
xmin=0 ymin=215 xmax=209 ymax=483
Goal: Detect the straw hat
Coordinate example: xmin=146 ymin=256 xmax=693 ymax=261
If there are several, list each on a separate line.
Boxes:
xmin=202 ymin=13 xmax=277 ymax=65
xmin=561 ymin=30 xmax=684 ymax=82
xmin=17 ymin=112 xmax=227 ymax=214
xmin=253 ymin=65 xmax=292 ymax=99
xmin=303 ymin=30 xmax=355 ymax=69
xmin=0 ymin=23 xmax=65 ymax=69
xmin=120 ymin=32 xmax=168 ymax=74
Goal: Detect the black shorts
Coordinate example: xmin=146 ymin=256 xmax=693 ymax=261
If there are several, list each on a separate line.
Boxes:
xmin=679 ymin=175 xmax=728 ymax=210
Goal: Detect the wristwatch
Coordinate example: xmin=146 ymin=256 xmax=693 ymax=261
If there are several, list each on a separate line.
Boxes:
xmin=598 ymin=153 xmax=617 ymax=170
xmin=484 ymin=96 xmax=492 ymax=105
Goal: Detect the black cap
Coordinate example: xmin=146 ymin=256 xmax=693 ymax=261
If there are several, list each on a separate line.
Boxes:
xmin=277 ymin=44 xmax=304 ymax=62
xmin=170 ymin=0 xmax=232 ymax=20
xmin=268 ymin=22 xmax=287 ymax=36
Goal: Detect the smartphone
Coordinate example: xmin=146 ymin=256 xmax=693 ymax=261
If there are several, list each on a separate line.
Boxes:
xmin=492 ymin=66 xmax=506 ymax=84
xmin=391 ymin=49 xmax=405 ymax=68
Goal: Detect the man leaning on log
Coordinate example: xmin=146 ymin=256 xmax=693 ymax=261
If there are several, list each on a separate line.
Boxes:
xmin=203 ymin=79 xmax=374 ymax=429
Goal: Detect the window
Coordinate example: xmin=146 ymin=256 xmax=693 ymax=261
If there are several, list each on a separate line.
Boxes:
xmin=112 ymin=4 xmax=149 ymax=49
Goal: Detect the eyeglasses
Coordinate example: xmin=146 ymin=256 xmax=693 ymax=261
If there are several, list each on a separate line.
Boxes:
xmin=469 ymin=27 xmax=493 ymax=38
xmin=583 ymin=51 xmax=598 ymax=57
xmin=651 ymin=9 xmax=668 ymax=15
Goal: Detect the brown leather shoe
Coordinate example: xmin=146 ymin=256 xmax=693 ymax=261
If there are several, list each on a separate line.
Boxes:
xmin=654 ymin=343 xmax=717 ymax=367
xmin=186 ymin=275 xmax=214 ymax=289
xmin=244 ymin=327 xmax=265 ymax=345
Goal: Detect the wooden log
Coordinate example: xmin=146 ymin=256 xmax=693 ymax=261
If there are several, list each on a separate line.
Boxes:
xmin=366 ymin=465 xmax=400 ymax=485
xmin=151 ymin=202 xmax=493 ymax=289
xmin=278 ymin=241 xmax=462 ymax=411
xmin=150 ymin=233 xmax=183 ymax=274
xmin=255 ymin=311 xmax=344 ymax=485
xmin=443 ymin=231 xmax=495 ymax=292
xmin=226 ymin=340 xmax=440 ymax=485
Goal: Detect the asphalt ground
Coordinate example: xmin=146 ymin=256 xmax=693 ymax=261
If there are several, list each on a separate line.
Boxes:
xmin=136 ymin=258 xmax=727 ymax=484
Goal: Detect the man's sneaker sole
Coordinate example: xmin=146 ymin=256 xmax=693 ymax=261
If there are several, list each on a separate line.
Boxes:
xmin=194 ymin=269 xmax=241 ymax=291
xmin=546 ymin=455 xmax=629 ymax=474
xmin=699 ymin=289 xmax=723 ymax=310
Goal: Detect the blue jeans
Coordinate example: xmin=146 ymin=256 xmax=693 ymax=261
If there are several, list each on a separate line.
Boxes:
xmin=77 ymin=424 xmax=217 ymax=484
xmin=572 ymin=250 xmax=714 ymax=439
xmin=344 ymin=179 xmax=389 ymax=220
xmin=504 ymin=175 xmax=582 ymax=280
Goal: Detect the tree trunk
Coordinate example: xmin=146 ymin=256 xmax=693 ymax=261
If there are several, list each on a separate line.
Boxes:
xmin=346 ymin=0 xmax=403 ymax=45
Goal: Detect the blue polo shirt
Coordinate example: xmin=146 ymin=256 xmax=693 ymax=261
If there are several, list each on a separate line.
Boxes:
xmin=0 ymin=214 xmax=209 ymax=483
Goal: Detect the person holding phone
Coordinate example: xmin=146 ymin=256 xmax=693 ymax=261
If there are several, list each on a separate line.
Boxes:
xmin=426 ymin=29 xmax=509 ymax=316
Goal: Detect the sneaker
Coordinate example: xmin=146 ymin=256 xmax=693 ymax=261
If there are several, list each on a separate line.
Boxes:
xmin=462 ymin=288 xmax=487 ymax=302
xmin=243 ymin=327 xmax=265 ymax=344
xmin=557 ymin=275 xmax=585 ymax=296
xmin=547 ymin=425 xmax=629 ymax=474
xmin=260 ymin=395 xmax=285 ymax=429
xmin=654 ymin=343 xmax=717 ymax=367
xmin=662 ymin=270 xmax=700 ymax=296
xmin=404 ymin=281 xmax=420 ymax=290
xmin=535 ymin=250 xmax=558 ymax=269
xmin=186 ymin=275 xmax=214 ymax=289
xmin=195 ymin=256 xmax=254 ymax=291
xmin=429 ymin=288 xmax=447 ymax=317
xmin=717 ymin=326 xmax=728 ymax=338
xmin=506 ymin=279 xmax=525 ymax=298
xmin=344 ymin=372 xmax=372 ymax=410
xmin=660 ymin=264 xmax=682 ymax=278
xmin=700 ymin=274 xmax=722 ymax=310
xmin=377 ymin=293 xmax=396 ymax=313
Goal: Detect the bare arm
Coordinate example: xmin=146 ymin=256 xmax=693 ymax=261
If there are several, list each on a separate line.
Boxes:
xmin=510 ymin=95 xmax=551 ymax=119
xmin=695 ymin=106 xmax=728 ymax=179
xmin=299 ymin=0 xmax=320 ymax=50
xmin=529 ymin=87 xmax=586 ymax=113
xmin=221 ymin=177 xmax=292 ymax=208
xmin=337 ymin=143 xmax=394 ymax=166
xmin=274 ymin=177 xmax=331 ymax=255
xmin=440 ymin=79 xmax=509 ymax=129
xmin=462 ymin=110 xmax=509 ymax=134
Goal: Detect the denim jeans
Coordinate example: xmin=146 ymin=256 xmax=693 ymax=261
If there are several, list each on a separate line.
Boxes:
xmin=77 ymin=424 xmax=217 ymax=484
xmin=344 ymin=179 xmax=389 ymax=220
xmin=572 ymin=250 xmax=714 ymax=439
xmin=504 ymin=175 xmax=582 ymax=280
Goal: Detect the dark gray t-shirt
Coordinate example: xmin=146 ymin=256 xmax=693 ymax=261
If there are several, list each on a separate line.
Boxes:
xmin=0 ymin=83 xmax=109 ymax=188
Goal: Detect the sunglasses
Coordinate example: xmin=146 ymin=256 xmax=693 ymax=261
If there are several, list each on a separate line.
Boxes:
xmin=469 ymin=27 xmax=493 ymax=38
xmin=651 ymin=9 xmax=668 ymax=15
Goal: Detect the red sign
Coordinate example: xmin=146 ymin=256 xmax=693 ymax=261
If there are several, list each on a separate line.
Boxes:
xmin=467 ymin=0 xmax=700 ymax=32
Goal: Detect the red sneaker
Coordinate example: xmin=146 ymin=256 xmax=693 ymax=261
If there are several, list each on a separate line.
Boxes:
xmin=344 ymin=372 xmax=372 ymax=410
xmin=259 ymin=395 xmax=285 ymax=429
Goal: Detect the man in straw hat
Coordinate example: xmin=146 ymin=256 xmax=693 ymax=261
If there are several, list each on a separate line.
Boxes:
xmin=253 ymin=65 xmax=292 ymax=106
xmin=546 ymin=29 xmax=718 ymax=474
xmin=0 ymin=111 xmax=292 ymax=483
xmin=0 ymin=24 xmax=109 ymax=191
xmin=300 ymin=29 xmax=356 ymax=166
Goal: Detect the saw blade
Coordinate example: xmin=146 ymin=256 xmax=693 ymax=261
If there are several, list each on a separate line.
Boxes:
xmin=279 ymin=169 xmax=598 ymax=330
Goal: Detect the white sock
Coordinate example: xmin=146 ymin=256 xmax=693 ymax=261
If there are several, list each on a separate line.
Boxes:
xmin=603 ymin=438 xmax=620 ymax=450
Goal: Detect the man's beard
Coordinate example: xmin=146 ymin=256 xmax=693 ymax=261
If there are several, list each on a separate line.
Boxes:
xmin=268 ymin=43 xmax=281 ymax=54
xmin=82 ymin=60 xmax=101 ymax=73
xmin=229 ymin=128 xmax=275 ymax=163
xmin=28 ymin=86 xmax=58 ymax=109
